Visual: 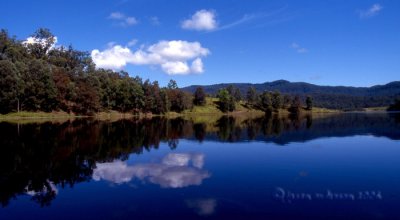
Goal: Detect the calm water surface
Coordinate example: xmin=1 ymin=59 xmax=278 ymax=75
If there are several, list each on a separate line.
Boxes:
xmin=0 ymin=113 xmax=400 ymax=219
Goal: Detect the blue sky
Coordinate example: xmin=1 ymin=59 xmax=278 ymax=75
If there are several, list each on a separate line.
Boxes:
xmin=1 ymin=0 xmax=399 ymax=87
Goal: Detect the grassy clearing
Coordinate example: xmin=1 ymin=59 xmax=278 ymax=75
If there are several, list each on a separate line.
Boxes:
xmin=183 ymin=97 xmax=222 ymax=115
xmin=182 ymin=98 xmax=264 ymax=116
xmin=0 ymin=111 xmax=141 ymax=123
xmin=0 ymin=111 xmax=79 ymax=124
xmin=311 ymin=107 xmax=341 ymax=113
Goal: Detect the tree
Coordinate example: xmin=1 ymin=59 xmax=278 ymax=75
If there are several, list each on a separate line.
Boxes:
xmin=217 ymin=88 xmax=235 ymax=112
xmin=177 ymin=91 xmax=193 ymax=112
xmin=260 ymin=91 xmax=273 ymax=113
xmin=289 ymin=96 xmax=302 ymax=115
xmin=165 ymin=80 xmax=192 ymax=112
xmin=167 ymin=79 xmax=178 ymax=89
xmin=26 ymin=28 xmax=56 ymax=59
xmin=246 ymin=87 xmax=257 ymax=105
xmin=72 ymin=81 xmax=100 ymax=115
xmin=160 ymin=89 xmax=170 ymax=113
xmin=233 ymin=88 xmax=242 ymax=102
xmin=129 ymin=80 xmax=144 ymax=112
xmin=193 ymin=87 xmax=206 ymax=106
xmin=115 ymin=79 xmax=133 ymax=112
xmin=283 ymin=94 xmax=291 ymax=109
xmin=22 ymin=59 xmax=57 ymax=111
xmin=271 ymin=91 xmax=283 ymax=111
xmin=226 ymin=85 xmax=235 ymax=96
xmin=0 ymin=60 xmax=21 ymax=113
xmin=306 ymin=96 xmax=313 ymax=110
xmin=143 ymin=80 xmax=155 ymax=113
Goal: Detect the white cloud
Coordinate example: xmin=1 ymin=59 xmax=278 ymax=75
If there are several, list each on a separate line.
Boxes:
xmin=358 ymin=4 xmax=383 ymax=19
xmin=92 ymin=153 xmax=210 ymax=188
xmin=108 ymin=12 xmax=138 ymax=26
xmin=290 ymin=42 xmax=308 ymax=53
xmin=182 ymin=10 xmax=218 ymax=31
xmin=148 ymin=40 xmax=209 ymax=60
xmin=91 ymin=45 xmax=132 ymax=70
xmin=91 ymin=40 xmax=210 ymax=75
xmin=161 ymin=61 xmax=190 ymax=74
xmin=191 ymin=58 xmax=204 ymax=74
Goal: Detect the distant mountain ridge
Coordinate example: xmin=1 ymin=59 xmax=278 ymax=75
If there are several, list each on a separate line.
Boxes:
xmin=182 ymin=80 xmax=400 ymax=110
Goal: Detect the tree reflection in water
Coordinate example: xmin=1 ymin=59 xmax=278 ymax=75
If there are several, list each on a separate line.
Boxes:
xmin=0 ymin=113 xmax=399 ymax=206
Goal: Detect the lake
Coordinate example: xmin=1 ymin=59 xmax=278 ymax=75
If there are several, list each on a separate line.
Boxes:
xmin=0 ymin=113 xmax=400 ymax=219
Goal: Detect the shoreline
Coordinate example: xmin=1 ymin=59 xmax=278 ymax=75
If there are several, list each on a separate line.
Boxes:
xmin=0 ymin=107 xmax=392 ymax=123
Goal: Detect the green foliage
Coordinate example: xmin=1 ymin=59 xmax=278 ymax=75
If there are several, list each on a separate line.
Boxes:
xmin=217 ymin=88 xmax=235 ymax=112
xmin=167 ymin=79 xmax=178 ymax=89
xmin=0 ymin=60 xmax=20 ymax=113
xmin=26 ymin=28 xmax=56 ymax=59
xmin=246 ymin=86 xmax=257 ymax=105
xmin=260 ymin=91 xmax=273 ymax=113
xmin=20 ymin=59 xmax=57 ymax=112
xmin=233 ymin=88 xmax=242 ymax=102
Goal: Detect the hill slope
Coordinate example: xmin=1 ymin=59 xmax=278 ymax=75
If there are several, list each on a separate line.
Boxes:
xmin=182 ymin=80 xmax=400 ymax=110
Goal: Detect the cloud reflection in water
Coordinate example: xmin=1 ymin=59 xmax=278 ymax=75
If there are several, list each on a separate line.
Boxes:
xmin=92 ymin=153 xmax=210 ymax=188
xmin=186 ymin=198 xmax=217 ymax=216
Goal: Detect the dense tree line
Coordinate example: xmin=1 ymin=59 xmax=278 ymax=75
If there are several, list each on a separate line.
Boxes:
xmin=213 ymin=85 xmax=309 ymax=114
xmin=0 ymin=29 xmax=194 ymax=115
